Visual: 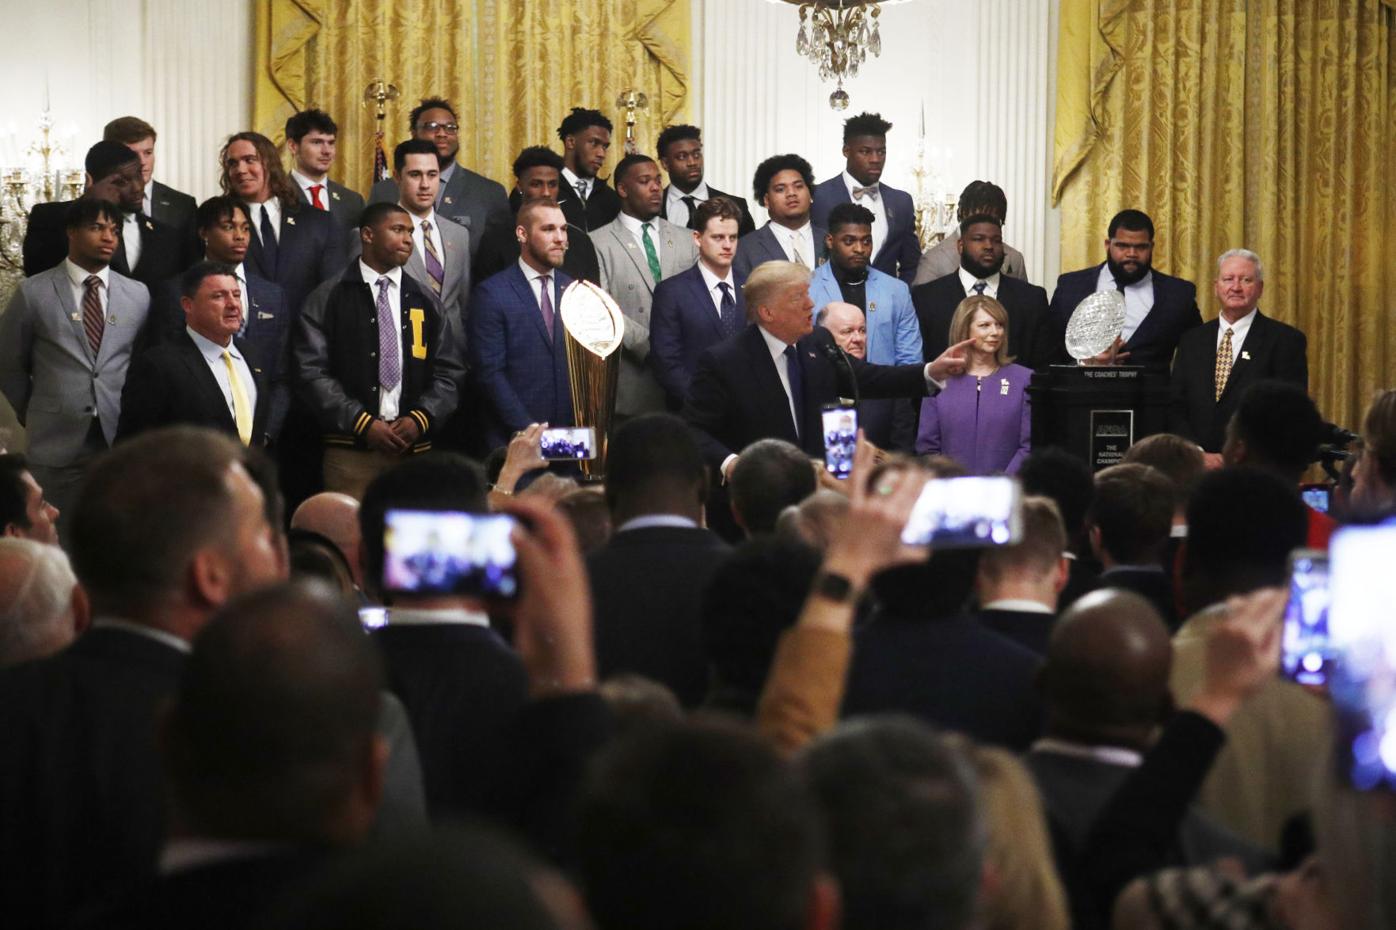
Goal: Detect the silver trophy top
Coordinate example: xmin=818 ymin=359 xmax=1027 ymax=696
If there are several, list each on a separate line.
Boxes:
xmin=559 ymin=279 xmax=626 ymax=358
xmin=1064 ymin=289 xmax=1127 ymax=361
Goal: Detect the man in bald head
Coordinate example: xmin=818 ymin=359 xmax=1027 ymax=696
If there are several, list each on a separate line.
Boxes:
xmin=814 ymin=299 xmax=916 ymax=451
xmin=1026 ymin=589 xmax=1264 ymax=869
xmin=291 ymin=492 xmax=362 ymax=590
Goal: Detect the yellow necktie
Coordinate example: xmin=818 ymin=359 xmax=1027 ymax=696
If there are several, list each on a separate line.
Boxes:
xmin=223 ymin=349 xmax=253 ymax=446
xmin=1214 ymin=328 xmax=1234 ymax=401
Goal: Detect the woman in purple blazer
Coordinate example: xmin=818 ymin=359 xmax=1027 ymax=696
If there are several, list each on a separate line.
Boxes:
xmin=915 ymin=295 xmax=1032 ymax=474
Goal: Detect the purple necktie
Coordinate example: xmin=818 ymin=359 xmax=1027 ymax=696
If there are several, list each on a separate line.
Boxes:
xmin=376 ymin=278 xmax=401 ymax=391
xmin=421 ymin=220 xmax=445 ymax=294
xmin=538 ymin=274 xmax=555 ymax=342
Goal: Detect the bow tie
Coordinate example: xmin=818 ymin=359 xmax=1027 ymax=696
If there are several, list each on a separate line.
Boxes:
xmin=852 ymin=185 xmax=880 ymax=201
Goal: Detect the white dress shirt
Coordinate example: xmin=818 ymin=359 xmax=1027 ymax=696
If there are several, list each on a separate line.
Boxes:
xmin=617 ymin=210 xmax=661 ymax=264
xmin=842 ymin=170 xmax=887 ymax=259
xmin=122 ymin=211 xmax=142 ymax=270
xmin=562 ymin=166 xmax=590 ymax=202
xmin=981 ymin=598 xmax=1054 ymax=614
xmin=616 ymin=514 xmax=699 ymax=533
xmin=229 ymin=261 xmax=252 ymax=335
xmin=697 ymin=259 xmax=736 ymax=319
xmin=384 ymin=606 xmax=491 ymax=628
xmin=247 ymin=198 xmax=281 ymax=244
xmin=142 ymin=180 xmax=154 ymax=218
xmin=186 ymin=325 xmax=258 ymax=424
xmin=771 ymin=221 xmax=817 ymax=267
xmin=665 ymin=181 xmax=710 ymax=229
xmin=1095 ymin=265 xmax=1156 ymax=341
xmin=958 ymin=266 xmax=1001 ymax=299
xmin=290 ymin=169 xmax=330 ymax=209
xmin=362 ymin=260 xmax=404 ymax=419
xmin=64 ymin=258 xmax=109 ymax=318
xmin=1216 ymin=307 xmax=1258 ymax=356
xmin=518 ymin=257 xmax=556 ymax=310
xmin=410 ymin=209 xmax=446 ymax=274
xmin=1031 ymin=737 xmax=1144 ymax=768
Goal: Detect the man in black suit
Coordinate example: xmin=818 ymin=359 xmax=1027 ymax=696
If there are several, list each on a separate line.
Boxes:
xmin=285 ymin=108 xmax=366 ymax=234
xmin=732 ymin=153 xmax=828 ymax=279
xmin=682 ymin=260 xmax=971 ymax=484
xmin=587 ymin=414 xmax=730 ymax=708
xmin=975 ymin=494 xmax=1070 ymax=656
xmin=911 ymin=212 xmax=1053 ymax=368
xmin=23 ymin=141 xmax=187 ymax=285
xmin=118 ymin=262 xmax=271 ymax=446
xmin=1047 ymin=209 xmax=1202 ymax=368
xmin=103 ymin=116 xmax=197 ymax=238
xmin=654 ymin=123 xmax=756 ymax=236
xmin=1086 ymin=463 xmax=1179 ymax=630
xmin=0 ymin=428 xmax=284 ymax=930
xmin=555 ymin=107 xmax=621 ymax=231
xmin=1170 ymin=248 xmax=1307 ymax=456
xmin=472 ymin=145 xmax=601 ymax=284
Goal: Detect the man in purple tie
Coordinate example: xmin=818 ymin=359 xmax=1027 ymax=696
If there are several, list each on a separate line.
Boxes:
xmin=391 ymin=139 xmax=471 ymax=330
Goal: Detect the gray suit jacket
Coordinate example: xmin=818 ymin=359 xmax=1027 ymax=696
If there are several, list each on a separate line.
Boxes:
xmin=349 ymin=213 xmax=471 ymax=340
xmin=0 ymin=265 xmax=150 ymax=465
xmin=913 ymin=230 xmax=1029 ymax=286
xmin=593 ymin=216 xmax=699 ymax=415
xmin=732 ymin=221 xmax=829 ymax=280
xmin=370 ymin=163 xmax=510 ymax=262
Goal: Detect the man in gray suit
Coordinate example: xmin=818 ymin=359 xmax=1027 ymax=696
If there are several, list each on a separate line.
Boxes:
xmin=732 ymin=153 xmax=828 ymax=280
xmin=913 ymin=180 xmax=1029 ymax=285
xmin=368 ymin=97 xmax=510 ymax=262
xmin=0 ymin=199 xmax=150 ymax=539
xmin=593 ymin=154 xmax=699 ymax=417
xmin=286 ymin=108 xmax=366 ymax=234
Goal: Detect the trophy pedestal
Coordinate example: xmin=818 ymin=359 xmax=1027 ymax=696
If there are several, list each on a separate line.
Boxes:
xmin=1027 ymin=365 xmax=1171 ymax=471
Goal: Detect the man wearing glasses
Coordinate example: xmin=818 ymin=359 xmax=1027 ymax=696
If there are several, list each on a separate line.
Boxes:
xmin=369 ymin=96 xmax=510 ymax=261
xmin=1047 ymin=209 xmax=1202 ymax=368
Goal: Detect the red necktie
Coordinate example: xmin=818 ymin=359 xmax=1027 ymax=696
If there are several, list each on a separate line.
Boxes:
xmin=309 ymin=185 xmax=326 ymax=210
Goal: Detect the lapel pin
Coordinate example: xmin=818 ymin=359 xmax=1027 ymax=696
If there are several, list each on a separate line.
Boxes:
xmin=108 ymin=315 xmax=117 ymax=324
xmin=1000 ymin=378 xmax=1010 ymax=396
xmin=258 ymin=311 xmax=274 ymax=320
xmin=444 ymin=196 xmax=454 ymax=205
xmin=1241 ymin=350 xmax=1251 ymax=360
xmin=869 ymin=301 xmax=877 ymax=312
xmin=331 ymin=191 xmax=341 ymax=201
xmin=286 ymin=216 xmax=296 ymax=226
xmin=70 ymin=312 xmax=80 ymax=321
xmin=143 ymin=220 xmax=154 ymax=231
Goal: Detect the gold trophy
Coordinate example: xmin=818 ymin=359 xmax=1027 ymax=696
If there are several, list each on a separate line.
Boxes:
xmin=559 ymin=280 xmax=626 ymax=479
xmin=615 ymin=90 xmax=649 ymax=156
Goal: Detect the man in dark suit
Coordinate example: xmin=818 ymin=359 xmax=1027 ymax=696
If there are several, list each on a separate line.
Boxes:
xmin=470 ymin=200 xmax=576 ymax=449
xmin=1087 ymin=463 xmax=1179 ymax=630
xmin=975 ymin=495 xmax=1070 ymax=656
xmin=1047 ymin=209 xmax=1202 ymax=368
xmin=654 ymin=123 xmax=756 ymax=236
xmin=1171 ymin=249 xmax=1307 ymax=456
xmin=554 ymin=107 xmax=621 ymax=231
xmin=650 ymin=196 xmax=747 ymax=408
xmin=912 ymin=213 xmax=1054 ymax=368
xmin=118 ymin=262 xmax=271 ymax=447
xmin=103 ymin=116 xmax=197 ymax=238
xmin=810 ymin=112 xmax=921 ymax=284
xmin=588 ymin=414 xmax=730 ymax=708
xmin=23 ymin=141 xmax=187 ymax=286
xmin=0 ymin=428 xmax=283 ymax=930
xmin=368 ymin=97 xmax=511 ymax=259
xmin=285 ymin=108 xmax=366 ymax=234
xmin=474 ymin=145 xmax=600 ymax=284
xmin=732 ymin=153 xmax=828 ymax=279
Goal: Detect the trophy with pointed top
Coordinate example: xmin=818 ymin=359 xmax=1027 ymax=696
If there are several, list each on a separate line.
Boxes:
xmin=559 ymin=280 xmax=626 ymax=479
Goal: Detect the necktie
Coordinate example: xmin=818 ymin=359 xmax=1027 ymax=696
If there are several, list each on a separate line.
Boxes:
xmin=376 ymin=278 xmax=401 ymax=392
xmin=783 ymin=344 xmax=805 ymax=438
xmin=421 ymin=220 xmax=445 ymax=295
xmin=790 ymin=234 xmax=808 ymax=268
xmin=223 ymin=349 xmax=253 ymax=445
xmin=681 ymin=195 xmax=700 ymax=231
xmin=852 ymin=185 xmax=880 ymax=201
xmin=1214 ymin=328 xmax=1234 ymax=401
xmin=641 ymin=222 xmax=662 ymax=284
xmin=123 ymin=213 xmax=143 ymax=271
xmin=236 ymin=274 xmax=249 ymax=336
xmin=81 ymin=275 xmax=104 ymax=356
xmin=308 ymin=184 xmax=326 ymax=210
xmin=717 ymin=281 xmax=742 ymax=337
xmin=575 ymin=179 xmax=589 ymax=202
xmin=538 ymin=274 xmax=555 ymax=342
xmin=258 ymin=206 xmax=279 ymax=276
xmin=972 ymin=281 xmax=987 ymax=296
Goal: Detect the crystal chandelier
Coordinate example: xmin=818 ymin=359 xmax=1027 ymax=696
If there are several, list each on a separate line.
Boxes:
xmin=792 ymin=0 xmax=884 ymax=110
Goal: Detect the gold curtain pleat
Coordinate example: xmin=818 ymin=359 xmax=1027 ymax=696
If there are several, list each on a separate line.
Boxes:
xmin=1053 ymin=0 xmax=1396 ymax=433
xmin=252 ymin=0 xmax=690 ymax=192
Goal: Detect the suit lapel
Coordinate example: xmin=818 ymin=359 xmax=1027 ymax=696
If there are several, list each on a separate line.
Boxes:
xmin=1220 ymin=314 xmax=1268 ymax=402
xmin=179 ymin=336 xmax=236 ymax=430
xmin=684 ymin=267 xmax=723 ymax=340
xmin=757 ymin=225 xmax=784 ymax=264
xmin=51 ymin=273 xmax=96 ymax=368
xmin=657 ymin=219 xmax=690 ymax=278
xmin=613 ymin=225 xmax=657 ymax=293
xmin=509 ymin=265 xmax=553 ymax=345
xmin=441 ymin=223 xmax=467 ymax=294
xmin=744 ymin=328 xmax=799 ymax=441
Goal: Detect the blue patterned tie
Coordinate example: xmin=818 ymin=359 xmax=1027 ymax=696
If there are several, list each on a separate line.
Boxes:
xmin=376 ymin=278 xmax=401 ymax=391
xmin=717 ymin=282 xmax=742 ymax=337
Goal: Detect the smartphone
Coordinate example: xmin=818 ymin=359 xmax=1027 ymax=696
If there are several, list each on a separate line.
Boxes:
xmin=1300 ymin=483 xmax=1332 ymax=513
xmin=900 ymin=476 xmax=1024 ymax=548
xmin=822 ymin=403 xmax=858 ymax=478
xmin=357 ymin=606 xmax=388 ymax=631
xmin=1280 ymin=549 xmax=1331 ymax=686
xmin=540 ymin=426 xmax=597 ymax=461
xmin=1328 ymin=524 xmax=1396 ymax=789
xmin=382 ymin=509 xmax=520 ymax=601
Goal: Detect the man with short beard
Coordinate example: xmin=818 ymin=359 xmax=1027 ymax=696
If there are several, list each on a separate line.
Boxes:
xmin=1047 ymin=209 xmax=1202 ymax=368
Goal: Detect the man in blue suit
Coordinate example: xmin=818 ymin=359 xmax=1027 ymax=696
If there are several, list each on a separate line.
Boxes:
xmin=810 ymin=112 xmax=921 ymax=285
xmin=1047 ymin=209 xmax=1201 ymax=368
xmin=808 ymin=202 xmax=922 ymax=450
xmin=469 ymin=199 xmax=575 ymax=449
xmin=650 ymin=196 xmax=747 ymax=410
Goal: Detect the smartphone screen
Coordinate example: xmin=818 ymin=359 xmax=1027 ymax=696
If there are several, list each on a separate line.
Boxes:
xmin=1329 ymin=524 xmax=1396 ymax=789
xmin=540 ymin=426 xmax=596 ymax=461
xmin=822 ymin=404 xmax=857 ymax=478
xmin=1300 ymin=484 xmax=1332 ymax=513
xmin=382 ymin=509 xmax=519 ymax=600
xmin=358 ymin=607 xmax=388 ymax=631
xmin=900 ymin=476 xmax=1023 ymax=548
xmin=1280 ymin=549 xmax=1330 ymax=686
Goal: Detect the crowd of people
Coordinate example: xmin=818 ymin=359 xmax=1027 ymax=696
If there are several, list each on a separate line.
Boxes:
xmin=0 ymin=95 xmax=1387 ymax=930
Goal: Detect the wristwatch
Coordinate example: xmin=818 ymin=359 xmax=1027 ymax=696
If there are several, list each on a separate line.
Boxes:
xmin=811 ymin=570 xmax=858 ymax=604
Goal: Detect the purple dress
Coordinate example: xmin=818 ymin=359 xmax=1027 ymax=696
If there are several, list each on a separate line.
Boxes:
xmin=915 ymin=362 xmax=1032 ymax=474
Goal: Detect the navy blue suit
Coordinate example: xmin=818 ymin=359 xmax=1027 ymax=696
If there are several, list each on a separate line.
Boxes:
xmin=810 ymin=176 xmax=921 ymax=284
xmin=469 ymin=263 xmax=574 ymax=447
xmin=649 ymin=263 xmax=746 ymax=408
xmin=1047 ymin=264 xmax=1202 ymax=369
xmin=244 ymin=203 xmax=346 ymax=313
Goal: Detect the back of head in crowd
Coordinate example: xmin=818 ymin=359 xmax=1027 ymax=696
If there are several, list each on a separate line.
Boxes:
xmin=957 ymin=180 xmax=1008 ymax=223
xmin=577 ymin=719 xmax=831 ymax=930
xmin=729 ymin=439 xmax=816 ymax=536
xmin=1224 ymin=380 xmax=1326 ymax=483
xmin=0 ymin=538 xmax=83 ymax=667
xmin=604 ymin=414 xmax=707 ymax=524
xmin=162 ymin=581 xmax=385 ymax=846
xmin=1122 ymin=433 xmax=1205 ymax=519
xmin=801 ymin=716 xmax=984 ymax=930
xmin=1017 ymin=448 xmax=1095 ymax=554
xmin=977 ymin=496 xmax=1068 ymax=603
xmin=1087 ymin=463 xmax=1174 ymax=567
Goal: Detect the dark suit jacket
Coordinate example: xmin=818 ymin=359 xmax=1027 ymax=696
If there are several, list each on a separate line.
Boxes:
xmin=587 ymin=524 xmax=731 ymax=709
xmin=149 ymin=180 xmax=197 ymax=236
xmin=556 ymin=175 xmax=622 ymax=231
xmin=911 ymin=271 xmax=1054 ymax=369
xmin=681 ymin=324 xmax=930 ymax=468
xmin=1169 ymin=312 xmax=1308 ymax=452
xmin=649 ymin=262 xmax=746 ymax=408
xmin=732 ymin=222 xmax=829 ymax=280
xmin=842 ymin=612 xmax=1045 ymax=751
xmin=1098 ymin=566 xmax=1179 ymax=631
xmin=116 ymin=331 xmax=271 ymax=445
xmin=372 ymin=623 xmax=529 ymax=821
xmin=370 ymin=163 xmax=511 ymax=259
xmin=472 ymin=204 xmax=600 ymax=286
xmin=23 ymin=201 xmax=188 ymax=285
xmin=244 ymin=201 xmax=348 ymax=313
xmin=1048 ymin=264 xmax=1202 ymax=368
xmin=318 ymin=178 xmax=367 ymax=230
xmin=810 ymin=176 xmax=921 ymax=284
xmin=0 ymin=626 xmax=187 ymax=930
xmin=660 ymin=184 xmax=757 ymax=237
xmin=977 ymin=606 xmax=1057 ymax=656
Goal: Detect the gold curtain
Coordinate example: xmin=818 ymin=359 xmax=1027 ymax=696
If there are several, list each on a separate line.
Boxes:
xmin=252 ymin=0 xmax=690 ymax=192
xmin=1053 ymin=0 xmax=1396 ymax=432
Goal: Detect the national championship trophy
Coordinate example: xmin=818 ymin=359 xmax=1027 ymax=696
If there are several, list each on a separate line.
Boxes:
xmin=558 ymin=279 xmax=627 ymax=479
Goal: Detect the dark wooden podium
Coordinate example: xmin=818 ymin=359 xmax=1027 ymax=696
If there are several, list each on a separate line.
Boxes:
xmin=1027 ymin=366 xmax=1171 ymax=470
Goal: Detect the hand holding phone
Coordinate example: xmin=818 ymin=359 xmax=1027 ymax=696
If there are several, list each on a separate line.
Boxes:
xmin=1281 ymin=549 xmax=1331 ymax=686
xmin=540 ymin=426 xmax=597 ymax=461
xmin=900 ymin=476 xmax=1024 ymax=548
xmin=382 ymin=509 xmax=520 ymax=601
xmin=822 ymin=404 xmax=858 ymax=478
